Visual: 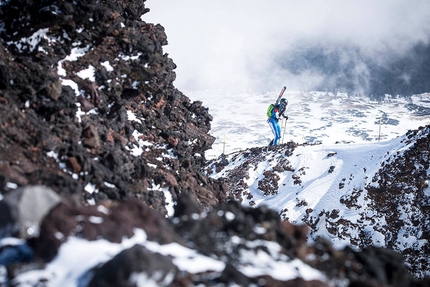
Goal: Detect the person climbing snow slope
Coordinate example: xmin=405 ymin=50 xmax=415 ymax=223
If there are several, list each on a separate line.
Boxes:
xmin=267 ymin=87 xmax=288 ymax=146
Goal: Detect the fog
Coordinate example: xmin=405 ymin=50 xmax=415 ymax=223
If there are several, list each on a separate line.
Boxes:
xmin=144 ymin=0 xmax=430 ymax=94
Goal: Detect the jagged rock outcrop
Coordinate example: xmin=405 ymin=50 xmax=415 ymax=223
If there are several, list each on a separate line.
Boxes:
xmin=0 ymin=0 xmax=225 ymax=216
xmin=366 ymin=126 xmax=430 ymax=278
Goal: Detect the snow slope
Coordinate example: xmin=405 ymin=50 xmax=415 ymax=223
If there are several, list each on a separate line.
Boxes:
xmin=209 ymin=138 xmax=399 ymax=245
xmin=206 ymin=122 xmax=430 ymax=278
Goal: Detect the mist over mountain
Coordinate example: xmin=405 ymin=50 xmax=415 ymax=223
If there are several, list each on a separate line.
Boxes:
xmin=145 ymin=0 xmax=430 ymax=97
xmin=280 ymin=41 xmax=430 ymax=98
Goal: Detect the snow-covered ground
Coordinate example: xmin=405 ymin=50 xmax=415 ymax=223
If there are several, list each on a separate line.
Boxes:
xmin=185 ymin=90 xmax=430 ymax=159
xmin=208 ymin=135 xmax=404 ymax=247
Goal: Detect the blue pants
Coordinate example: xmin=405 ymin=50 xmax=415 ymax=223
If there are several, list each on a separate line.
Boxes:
xmin=268 ymin=118 xmax=281 ymax=145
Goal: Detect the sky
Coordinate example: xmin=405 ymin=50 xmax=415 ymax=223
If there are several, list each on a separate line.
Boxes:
xmin=144 ymin=0 xmax=430 ymax=94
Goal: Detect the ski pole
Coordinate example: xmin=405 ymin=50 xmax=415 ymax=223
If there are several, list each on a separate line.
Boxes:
xmin=222 ymin=135 xmax=226 ymax=155
xmin=378 ymin=117 xmax=382 ymax=142
xmin=281 ymin=117 xmax=287 ymax=144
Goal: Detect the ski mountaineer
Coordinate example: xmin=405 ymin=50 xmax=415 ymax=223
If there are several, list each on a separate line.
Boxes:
xmin=268 ymin=87 xmax=288 ymax=146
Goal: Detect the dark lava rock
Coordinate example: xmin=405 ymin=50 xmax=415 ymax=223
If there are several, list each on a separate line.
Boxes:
xmin=30 ymin=197 xmax=181 ymax=262
xmin=0 ymin=0 xmax=225 ymax=216
xmin=86 ymin=244 xmax=177 ymax=287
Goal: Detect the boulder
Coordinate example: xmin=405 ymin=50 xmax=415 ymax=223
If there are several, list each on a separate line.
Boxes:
xmin=1 ymin=186 xmax=61 ymax=239
xmin=86 ymin=244 xmax=177 ymax=287
xmin=31 ymin=198 xmax=181 ymax=262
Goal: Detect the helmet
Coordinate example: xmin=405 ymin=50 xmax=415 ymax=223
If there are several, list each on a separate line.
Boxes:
xmin=280 ymin=98 xmax=288 ymax=109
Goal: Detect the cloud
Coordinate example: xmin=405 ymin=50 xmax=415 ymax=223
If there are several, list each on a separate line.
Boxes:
xmin=144 ymin=0 xmax=430 ymax=94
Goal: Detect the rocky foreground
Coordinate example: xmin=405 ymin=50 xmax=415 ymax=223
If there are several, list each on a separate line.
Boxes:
xmin=1 ymin=0 xmax=430 ymax=286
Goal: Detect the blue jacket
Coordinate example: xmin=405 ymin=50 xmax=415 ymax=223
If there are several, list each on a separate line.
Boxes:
xmin=269 ymin=104 xmax=286 ymax=121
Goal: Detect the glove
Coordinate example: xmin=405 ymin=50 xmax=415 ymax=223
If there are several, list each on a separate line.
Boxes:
xmin=283 ymin=115 xmax=289 ymax=120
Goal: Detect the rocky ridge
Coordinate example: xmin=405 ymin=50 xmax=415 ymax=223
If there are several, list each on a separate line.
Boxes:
xmin=206 ymin=126 xmax=430 ymax=280
xmin=0 ymin=0 xmax=225 ymax=216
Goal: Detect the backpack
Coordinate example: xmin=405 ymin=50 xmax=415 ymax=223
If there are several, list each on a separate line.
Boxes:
xmin=266 ymin=104 xmax=275 ymax=117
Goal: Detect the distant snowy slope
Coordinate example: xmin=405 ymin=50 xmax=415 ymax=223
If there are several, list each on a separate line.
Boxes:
xmin=187 ymin=90 xmax=430 ymax=160
xmin=205 ymin=125 xmax=430 ymax=278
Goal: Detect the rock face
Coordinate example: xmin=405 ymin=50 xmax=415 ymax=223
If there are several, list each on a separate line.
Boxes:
xmin=366 ymin=126 xmax=430 ymax=277
xmin=0 ymin=0 xmax=226 ymax=216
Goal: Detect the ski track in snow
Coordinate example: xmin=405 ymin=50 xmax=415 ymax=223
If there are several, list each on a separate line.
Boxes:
xmin=208 ymin=126 xmax=428 ymax=252
xmin=243 ymin=140 xmax=403 ymax=223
